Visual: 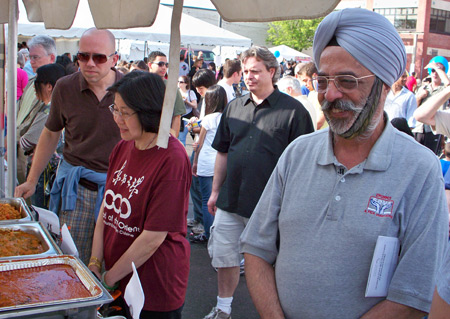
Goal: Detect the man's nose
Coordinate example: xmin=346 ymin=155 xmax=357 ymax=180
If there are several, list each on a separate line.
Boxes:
xmin=324 ymin=80 xmax=344 ymax=102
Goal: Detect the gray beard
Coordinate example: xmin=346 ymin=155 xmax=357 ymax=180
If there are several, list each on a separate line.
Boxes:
xmin=321 ymin=77 xmax=383 ymax=139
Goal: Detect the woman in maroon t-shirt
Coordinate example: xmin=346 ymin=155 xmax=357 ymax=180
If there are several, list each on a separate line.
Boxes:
xmin=89 ymin=72 xmax=192 ymax=318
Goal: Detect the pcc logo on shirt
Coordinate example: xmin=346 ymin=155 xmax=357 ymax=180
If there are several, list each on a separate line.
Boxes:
xmin=365 ymin=194 xmax=394 ymax=218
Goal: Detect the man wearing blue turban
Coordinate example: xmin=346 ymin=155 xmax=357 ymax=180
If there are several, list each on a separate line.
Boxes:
xmin=240 ymin=8 xmax=449 ymax=318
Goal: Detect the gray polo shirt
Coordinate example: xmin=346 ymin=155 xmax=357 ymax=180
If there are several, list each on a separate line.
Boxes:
xmin=241 ymin=122 xmax=449 ymax=318
xmin=437 ymin=244 xmax=450 ymax=304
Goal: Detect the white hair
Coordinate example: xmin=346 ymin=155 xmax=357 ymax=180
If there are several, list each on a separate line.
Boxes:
xmin=277 ymin=76 xmax=302 ymax=94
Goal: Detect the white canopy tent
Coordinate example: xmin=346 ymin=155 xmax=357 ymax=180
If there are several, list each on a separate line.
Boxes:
xmin=15 ymin=2 xmax=252 ymax=48
xmin=269 ymin=44 xmax=311 ymax=61
xmin=0 ymin=0 xmax=340 ymax=197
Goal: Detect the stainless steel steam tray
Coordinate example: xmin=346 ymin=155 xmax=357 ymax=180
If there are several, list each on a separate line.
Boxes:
xmin=0 ymin=255 xmax=103 ymax=312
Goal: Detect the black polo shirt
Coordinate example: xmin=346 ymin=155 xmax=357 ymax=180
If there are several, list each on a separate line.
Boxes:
xmin=212 ymin=87 xmax=314 ymax=218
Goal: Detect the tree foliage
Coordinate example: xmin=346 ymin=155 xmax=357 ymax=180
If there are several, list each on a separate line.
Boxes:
xmin=266 ymin=18 xmax=324 ymax=52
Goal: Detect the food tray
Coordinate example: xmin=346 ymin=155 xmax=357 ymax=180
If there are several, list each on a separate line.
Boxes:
xmin=0 ymin=255 xmax=103 ymax=312
xmin=0 ymin=222 xmax=61 ymax=260
xmin=0 ymin=198 xmax=34 ymax=223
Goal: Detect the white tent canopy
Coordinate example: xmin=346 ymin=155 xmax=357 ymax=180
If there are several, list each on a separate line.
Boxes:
xmin=269 ymin=45 xmax=311 ymax=61
xmin=16 ymin=2 xmax=252 ymax=47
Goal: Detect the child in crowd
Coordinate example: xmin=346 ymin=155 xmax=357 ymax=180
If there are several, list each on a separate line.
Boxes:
xmin=190 ymin=85 xmax=227 ymax=243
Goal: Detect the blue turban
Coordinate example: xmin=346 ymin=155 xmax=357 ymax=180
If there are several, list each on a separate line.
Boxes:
xmin=313 ymin=8 xmax=406 ymax=87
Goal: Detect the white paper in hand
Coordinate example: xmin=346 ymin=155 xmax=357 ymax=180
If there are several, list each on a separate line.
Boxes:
xmin=32 ymin=206 xmax=61 ymax=235
xmin=60 ymin=223 xmax=79 ymax=257
xmin=365 ymin=236 xmax=400 ymax=297
xmin=125 ymin=262 xmax=145 ymax=319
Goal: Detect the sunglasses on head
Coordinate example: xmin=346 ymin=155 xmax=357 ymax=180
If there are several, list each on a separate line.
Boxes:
xmin=77 ymin=52 xmax=116 ymax=64
xmin=153 ymin=61 xmax=169 ymax=67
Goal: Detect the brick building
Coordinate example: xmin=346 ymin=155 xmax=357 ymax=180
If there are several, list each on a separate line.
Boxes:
xmin=342 ymin=0 xmax=450 ymax=79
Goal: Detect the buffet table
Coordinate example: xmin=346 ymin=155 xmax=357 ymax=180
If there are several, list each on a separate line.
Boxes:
xmin=0 ymin=198 xmax=112 ymax=319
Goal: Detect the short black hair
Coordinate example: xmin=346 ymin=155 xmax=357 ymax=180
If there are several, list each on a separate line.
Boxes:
xmin=34 ymin=64 xmax=66 ymax=100
xmin=107 ymin=72 xmax=165 ymax=133
xmin=192 ymin=69 xmax=216 ymax=88
xmin=148 ymin=51 xmax=166 ymax=63
xmin=131 ymin=60 xmax=149 ymax=72
xmin=205 ymin=85 xmax=227 ymax=115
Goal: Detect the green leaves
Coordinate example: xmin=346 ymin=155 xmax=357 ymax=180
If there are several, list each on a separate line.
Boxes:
xmin=267 ymin=18 xmax=323 ymax=52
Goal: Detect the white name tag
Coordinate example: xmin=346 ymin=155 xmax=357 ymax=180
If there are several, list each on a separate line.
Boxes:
xmin=365 ymin=236 xmax=400 ymax=297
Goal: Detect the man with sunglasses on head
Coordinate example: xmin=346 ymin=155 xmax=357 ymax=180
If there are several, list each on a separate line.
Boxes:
xmin=241 ymin=9 xmax=448 ymax=319
xmin=15 ymin=28 xmax=123 ymax=265
xmin=148 ymin=51 xmax=186 ymax=137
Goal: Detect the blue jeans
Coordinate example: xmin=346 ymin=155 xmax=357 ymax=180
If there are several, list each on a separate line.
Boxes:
xmin=178 ymin=127 xmax=188 ymax=146
xmin=198 ymin=175 xmax=214 ymax=239
xmin=190 ymin=152 xmax=203 ymax=224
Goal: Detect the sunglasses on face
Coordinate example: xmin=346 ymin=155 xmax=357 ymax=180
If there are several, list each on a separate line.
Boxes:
xmin=152 ymin=61 xmax=169 ymax=67
xmin=77 ymin=52 xmax=116 ymax=64
xmin=178 ymin=80 xmax=186 ymax=84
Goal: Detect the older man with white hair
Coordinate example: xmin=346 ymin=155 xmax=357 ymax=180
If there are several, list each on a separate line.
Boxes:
xmin=277 ymin=76 xmax=317 ymax=130
xmin=241 ymin=8 xmax=448 ymax=319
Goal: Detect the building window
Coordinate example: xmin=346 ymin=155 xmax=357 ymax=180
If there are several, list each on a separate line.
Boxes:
xmin=374 ymin=8 xmax=417 ymax=31
xmin=429 ymin=8 xmax=450 ymax=35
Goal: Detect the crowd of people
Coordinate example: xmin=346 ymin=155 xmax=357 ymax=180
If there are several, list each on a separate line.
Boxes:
xmin=9 ymin=7 xmax=450 ymax=319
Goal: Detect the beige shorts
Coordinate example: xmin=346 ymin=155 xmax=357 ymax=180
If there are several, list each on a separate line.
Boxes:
xmin=207 ymin=208 xmax=249 ymax=268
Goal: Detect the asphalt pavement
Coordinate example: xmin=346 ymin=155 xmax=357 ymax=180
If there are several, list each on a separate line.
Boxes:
xmin=182 ymin=136 xmax=259 ymax=319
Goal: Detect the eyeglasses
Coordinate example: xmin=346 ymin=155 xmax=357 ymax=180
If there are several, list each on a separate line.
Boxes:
xmin=30 ymin=54 xmax=47 ymax=61
xmin=109 ymin=104 xmax=137 ymax=120
xmin=77 ymin=52 xmax=116 ymax=64
xmin=152 ymin=61 xmax=169 ymax=68
xmin=313 ymin=74 xmax=375 ymax=93
xmin=178 ymin=81 xmax=186 ymax=84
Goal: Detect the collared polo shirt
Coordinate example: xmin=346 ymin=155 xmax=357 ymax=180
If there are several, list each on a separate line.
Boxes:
xmin=241 ymin=122 xmax=448 ymax=318
xmin=46 ymin=70 xmax=123 ymax=172
xmin=212 ymin=87 xmax=314 ymax=218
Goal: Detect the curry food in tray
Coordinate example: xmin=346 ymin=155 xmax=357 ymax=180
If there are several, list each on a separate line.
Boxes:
xmin=0 ymin=229 xmax=44 ymax=257
xmin=0 ymin=203 xmax=21 ymax=220
xmin=0 ymin=264 xmax=91 ymax=307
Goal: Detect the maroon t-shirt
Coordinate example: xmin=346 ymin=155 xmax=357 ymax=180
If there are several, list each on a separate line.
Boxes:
xmin=103 ymin=136 xmax=191 ymax=312
xmin=46 ymin=71 xmax=123 ymax=172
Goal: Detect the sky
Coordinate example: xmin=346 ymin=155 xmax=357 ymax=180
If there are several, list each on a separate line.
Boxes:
xmin=160 ymin=0 xmax=216 ymax=10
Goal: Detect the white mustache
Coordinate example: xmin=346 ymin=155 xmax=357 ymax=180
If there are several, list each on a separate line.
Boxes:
xmin=321 ymin=99 xmax=361 ymax=113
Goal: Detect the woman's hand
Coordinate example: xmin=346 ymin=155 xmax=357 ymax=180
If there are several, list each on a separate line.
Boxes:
xmin=89 ymin=264 xmax=102 ymax=280
xmin=88 ymin=256 xmax=102 ymax=280
xmin=192 ymin=163 xmax=198 ymax=177
xmin=189 ymin=117 xmax=199 ymax=124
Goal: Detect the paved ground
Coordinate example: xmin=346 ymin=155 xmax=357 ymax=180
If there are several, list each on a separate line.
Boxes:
xmin=181 ymin=135 xmax=259 ymax=319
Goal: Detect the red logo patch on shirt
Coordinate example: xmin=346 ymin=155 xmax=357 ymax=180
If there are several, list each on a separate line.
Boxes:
xmin=365 ymin=194 xmax=394 ymax=218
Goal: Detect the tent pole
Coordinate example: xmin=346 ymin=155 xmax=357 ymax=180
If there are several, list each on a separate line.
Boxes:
xmin=7 ymin=0 xmax=17 ymax=197
xmin=0 ymin=25 xmax=5 ymax=197
xmin=156 ymin=0 xmax=183 ymax=148
xmin=144 ymin=40 xmax=147 ymax=60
